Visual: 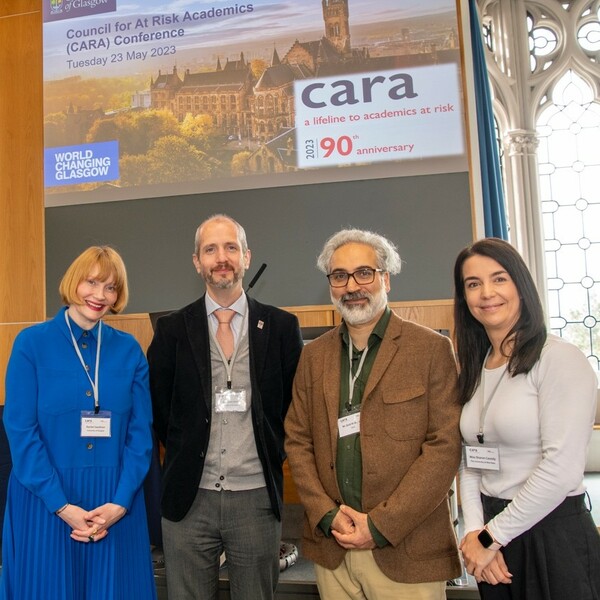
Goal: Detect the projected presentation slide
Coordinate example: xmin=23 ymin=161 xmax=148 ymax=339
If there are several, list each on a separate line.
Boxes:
xmin=43 ymin=0 xmax=467 ymax=206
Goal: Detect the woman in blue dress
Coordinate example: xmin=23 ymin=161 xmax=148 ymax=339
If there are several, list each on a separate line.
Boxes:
xmin=2 ymin=246 xmax=157 ymax=600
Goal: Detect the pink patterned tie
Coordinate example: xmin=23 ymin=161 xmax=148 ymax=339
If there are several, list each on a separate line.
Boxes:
xmin=215 ymin=309 xmax=236 ymax=359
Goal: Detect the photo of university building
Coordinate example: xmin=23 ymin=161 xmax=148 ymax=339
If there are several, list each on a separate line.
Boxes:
xmin=149 ymin=0 xmax=459 ymax=172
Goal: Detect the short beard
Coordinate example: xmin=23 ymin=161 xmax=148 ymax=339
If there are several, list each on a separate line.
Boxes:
xmin=332 ymin=286 xmax=388 ymax=326
xmin=203 ymin=263 xmax=245 ymax=289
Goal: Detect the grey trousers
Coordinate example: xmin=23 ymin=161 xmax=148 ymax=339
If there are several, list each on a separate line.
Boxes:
xmin=162 ymin=487 xmax=281 ymax=600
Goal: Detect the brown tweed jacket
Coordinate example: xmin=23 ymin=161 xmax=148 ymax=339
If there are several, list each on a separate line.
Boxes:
xmin=284 ymin=312 xmax=462 ymax=583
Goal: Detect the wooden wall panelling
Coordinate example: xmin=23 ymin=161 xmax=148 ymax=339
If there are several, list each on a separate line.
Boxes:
xmin=0 ymin=4 xmax=44 ymax=324
xmin=0 ymin=323 xmax=38 ymax=405
xmin=281 ymin=305 xmax=336 ymax=328
xmin=0 ymin=3 xmax=44 ymax=405
xmin=102 ymin=301 xmax=455 ymax=357
xmin=103 ymin=313 xmax=155 ymax=353
xmin=390 ymin=299 xmax=455 ymax=337
xmin=0 ymin=1 xmax=39 ymax=18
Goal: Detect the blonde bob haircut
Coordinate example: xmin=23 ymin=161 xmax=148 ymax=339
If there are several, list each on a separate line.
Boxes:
xmin=59 ymin=246 xmax=129 ymax=314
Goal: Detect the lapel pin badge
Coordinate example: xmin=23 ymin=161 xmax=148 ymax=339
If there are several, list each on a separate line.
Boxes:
xmin=257 ymin=320 xmax=264 ymax=329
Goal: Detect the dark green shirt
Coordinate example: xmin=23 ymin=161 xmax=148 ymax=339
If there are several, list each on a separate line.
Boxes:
xmin=319 ymin=307 xmax=391 ymax=547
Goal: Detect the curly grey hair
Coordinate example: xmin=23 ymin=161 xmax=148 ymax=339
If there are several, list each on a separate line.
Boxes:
xmin=317 ymin=228 xmax=402 ymax=274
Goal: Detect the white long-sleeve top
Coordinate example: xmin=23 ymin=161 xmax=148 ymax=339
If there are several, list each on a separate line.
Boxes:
xmin=459 ymin=334 xmax=598 ymax=546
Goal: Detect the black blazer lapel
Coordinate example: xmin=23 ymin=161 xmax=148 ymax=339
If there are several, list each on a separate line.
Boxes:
xmin=247 ymin=297 xmax=269 ymax=385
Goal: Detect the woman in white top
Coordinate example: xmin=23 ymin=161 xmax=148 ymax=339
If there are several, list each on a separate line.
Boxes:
xmin=454 ymin=238 xmax=600 ymax=599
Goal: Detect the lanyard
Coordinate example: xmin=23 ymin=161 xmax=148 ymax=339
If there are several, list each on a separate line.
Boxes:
xmin=346 ymin=340 xmax=369 ymax=412
xmin=209 ymin=308 xmax=248 ymax=389
xmin=65 ymin=310 xmax=102 ymax=414
xmin=477 ymin=349 xmax=508 ymax=444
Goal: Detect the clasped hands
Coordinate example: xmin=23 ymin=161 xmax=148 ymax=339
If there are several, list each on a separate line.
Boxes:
xmin=460 ymin=530 xmax=512 ymax=585
xmin=56 ymin=502 xmax=127 ymax=543
xmin=330 ymin=504 xmax=376 ymax=550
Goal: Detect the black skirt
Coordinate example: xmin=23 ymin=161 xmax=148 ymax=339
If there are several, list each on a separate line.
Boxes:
xmin=478 ymin=493 xmax=600 ymax=600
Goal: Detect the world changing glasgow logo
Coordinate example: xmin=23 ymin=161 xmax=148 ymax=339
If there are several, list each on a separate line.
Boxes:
xmin=44 ymin=0 xmax=117 ymax=23
xmin=44 ymin=141 xmax=120 ymax=188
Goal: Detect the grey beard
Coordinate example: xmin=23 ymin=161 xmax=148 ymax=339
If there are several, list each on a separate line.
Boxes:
xmin=332 ymin=287 xmax=388 ymax=326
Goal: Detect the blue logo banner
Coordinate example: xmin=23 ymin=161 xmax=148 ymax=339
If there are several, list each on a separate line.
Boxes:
xmin=45 ymin=141 xmax=119 ymax=187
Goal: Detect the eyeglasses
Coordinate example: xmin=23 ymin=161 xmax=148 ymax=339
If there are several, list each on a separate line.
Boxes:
xmin=326 ymin=268 xmax=384 ymax=288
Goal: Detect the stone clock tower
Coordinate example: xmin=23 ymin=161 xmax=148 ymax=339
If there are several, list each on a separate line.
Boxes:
xmin=322 ymin=0 xmax=351 ymax=54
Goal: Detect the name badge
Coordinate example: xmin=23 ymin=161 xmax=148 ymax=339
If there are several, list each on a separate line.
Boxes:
xmin=464 ymin=444 xmax=500 ymax=471
xmin=215 ymin=388 xmax=248 ymax=413
xmin=338 ymin=412 xmax=360 ymax=438
xmin=80 ymin=410 xmax=112 ymax=438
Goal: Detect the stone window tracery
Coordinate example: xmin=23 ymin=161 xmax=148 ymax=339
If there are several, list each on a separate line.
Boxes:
xmin=478 ymin=0 xmax=600 ymax=372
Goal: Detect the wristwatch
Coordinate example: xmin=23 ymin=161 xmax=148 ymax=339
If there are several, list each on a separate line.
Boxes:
xmin=477 ymin=527 xmax=502 ymax=551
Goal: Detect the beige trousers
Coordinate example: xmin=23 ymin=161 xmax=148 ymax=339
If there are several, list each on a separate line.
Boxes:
xmin=315 ymin=549 xmax=447 ymax=600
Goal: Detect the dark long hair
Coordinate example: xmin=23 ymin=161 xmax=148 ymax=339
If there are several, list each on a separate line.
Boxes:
xmin=453 ymin=238 xmax=547 ymax=405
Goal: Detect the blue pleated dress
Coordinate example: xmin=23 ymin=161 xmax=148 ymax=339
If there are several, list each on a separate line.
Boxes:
xmin=1 ymin=308 xmax=157 ymax=600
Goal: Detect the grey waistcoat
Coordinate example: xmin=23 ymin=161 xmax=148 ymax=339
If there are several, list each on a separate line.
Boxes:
xmin=199 ymin=325 xmax=266 ymax=491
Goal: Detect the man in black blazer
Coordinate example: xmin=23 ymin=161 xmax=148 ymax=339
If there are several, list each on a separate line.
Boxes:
xmin=148 ymin=214 xmax=303 ymax=600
